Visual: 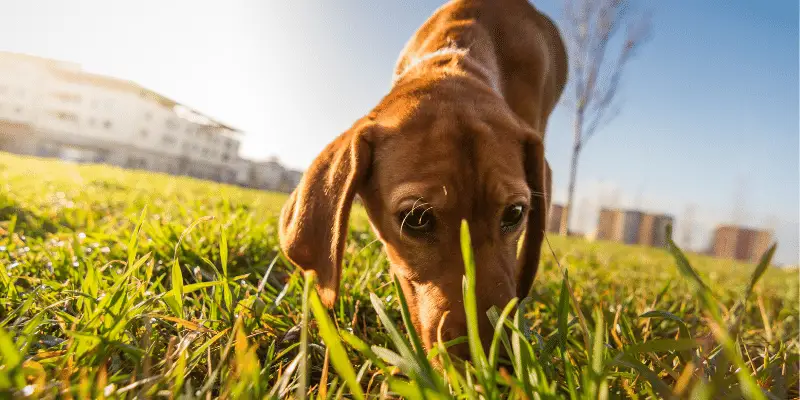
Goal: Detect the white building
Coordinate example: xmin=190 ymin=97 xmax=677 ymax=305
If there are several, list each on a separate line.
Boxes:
xmin=0 ymin=52 xmax=302 ymax=191
xmin=233 ymin=157 xmax=304 ymax=192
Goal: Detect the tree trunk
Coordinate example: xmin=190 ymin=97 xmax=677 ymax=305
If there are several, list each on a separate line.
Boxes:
xmin=560 ymin=112 xmax=584 ymax=236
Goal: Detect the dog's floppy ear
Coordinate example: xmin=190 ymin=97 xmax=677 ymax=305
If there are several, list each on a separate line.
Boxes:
xmin=516 ymin=138 xmax=552 ymax=299
xmin=279 ymin=122 xmax=373 ymax=308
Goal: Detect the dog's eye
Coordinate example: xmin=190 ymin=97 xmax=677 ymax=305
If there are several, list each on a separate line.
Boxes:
xmin=399 ymin=207 xmax=435 ymax=234
xmin=500 ymin=204 xmax=525 ymax=231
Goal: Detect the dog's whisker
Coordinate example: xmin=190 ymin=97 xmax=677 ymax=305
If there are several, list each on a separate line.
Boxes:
xmin=411 ymin=197 xmax=424 ymax=210
xmin=418 ymin=205 xmax=435 ymax=221
xmin=399 ymin=198 xmax=431 ymax=238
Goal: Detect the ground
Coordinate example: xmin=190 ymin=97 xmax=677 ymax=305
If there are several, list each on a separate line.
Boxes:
xmin=0 ymin=152 xmax=796 ymax=399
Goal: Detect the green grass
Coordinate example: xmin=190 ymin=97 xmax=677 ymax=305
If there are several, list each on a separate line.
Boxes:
xmin=0 ymin=151 xmax=796 ymax=399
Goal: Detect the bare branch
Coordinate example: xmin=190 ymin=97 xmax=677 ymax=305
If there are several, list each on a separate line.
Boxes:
xmin=579 ymin=3 xmax=652 ymax=144
xmin=563 ymin=0 xmax=592 ymax=111
xmin=556 ymin=0 xmax=653 ymax=235
xmin=583 ymin=98 xmax=622 ymax=143
xmin=582 ymin=0 xmax=626 ymax=109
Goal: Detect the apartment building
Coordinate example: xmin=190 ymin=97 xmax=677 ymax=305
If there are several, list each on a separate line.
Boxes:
xmin=547 ymin=204 xmax=564 ymax=234
xmin=234 ymin=157 xmax=302 ymax=192
xmin=594 ymin=208 xmax=674 ymax=248
xmin=710 ymin=225 xmax=772 ymax=262
xmin=0 ymin=52 xmax=302 ymax=192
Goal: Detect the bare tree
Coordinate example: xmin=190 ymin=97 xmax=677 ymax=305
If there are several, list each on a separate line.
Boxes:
xmin=558 ymin=0 xmax=652 ymax=235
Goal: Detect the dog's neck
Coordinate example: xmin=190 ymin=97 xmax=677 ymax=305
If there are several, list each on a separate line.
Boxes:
xmin=392 ymin=44 xmax=503 ymax=97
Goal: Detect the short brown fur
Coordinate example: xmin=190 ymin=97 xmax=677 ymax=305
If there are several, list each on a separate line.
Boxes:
xmin=279 ymin=0 xmax=567 ymax=357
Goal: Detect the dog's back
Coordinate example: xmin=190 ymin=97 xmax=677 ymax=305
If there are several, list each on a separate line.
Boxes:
xmin=393 ymin=0 xmax=568 ymax=134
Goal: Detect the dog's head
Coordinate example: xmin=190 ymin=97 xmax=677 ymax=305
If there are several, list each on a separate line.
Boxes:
xmin=279 ymin=76 xmax=552 ymax=357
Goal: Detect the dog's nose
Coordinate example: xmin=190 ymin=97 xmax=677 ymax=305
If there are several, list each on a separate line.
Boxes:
xmin=441 ymin=326 xmax=465 ymax=343
xmin=441 ymin=327 xmax=471 ymax=360
xmin=431 ymin=319 xmax=497 ymax=362
xmin=425 ymin=320 xmax=469 ymax=359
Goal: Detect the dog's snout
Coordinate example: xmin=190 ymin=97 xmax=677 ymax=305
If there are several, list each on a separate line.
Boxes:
xmin=408 ymin=263 xmax=516 ymax=361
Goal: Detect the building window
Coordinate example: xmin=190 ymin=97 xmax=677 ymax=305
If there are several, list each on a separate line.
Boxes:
xmin=222 ymin=154 xmax=230 ymax=162
xmin=53 ymin=92 xmax=81 ymax=104
xmin=15 ymin=106 xmax=22 ymax=114
xmin=140 ymin=129 xmax=148 ymax=138
xmin=127 ymin=156 xmax=147 ymax=169
xmin=104 ymin=120 xmax=112 ymax=129
xmin=51 ymin=110 xmax=78 ymax=122
xmin=202 ymin=148 xmax=209 ymax=157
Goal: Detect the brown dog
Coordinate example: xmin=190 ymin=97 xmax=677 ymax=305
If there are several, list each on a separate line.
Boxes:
xmin=279 ymin=0 xmax=567 ymax=357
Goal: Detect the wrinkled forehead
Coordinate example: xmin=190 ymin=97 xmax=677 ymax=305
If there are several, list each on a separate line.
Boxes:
xmin=370 ymin=114 xmax=530 ymax=211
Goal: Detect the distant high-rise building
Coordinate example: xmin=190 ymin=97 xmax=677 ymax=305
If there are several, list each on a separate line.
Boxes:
xmin=594 ymin=207 xmax=673 ymax=248
xmin=638 ymin=214 xmax=656 ymax=246
xmin=751 ymin=230 xmax=773 ymax=262
xmin=712 ymin=225 xmax=740 ymax=259
xmin=621 ymin=210 xmax=643 ymax=245
xmin=711 ymin=225 xmax=773 ymax=262
xmin=651 ymin=215 xmax=674 ymax=248
xmin=547 ymin=204 xmax=564 ymax=234
xmin=596 ymin=208 xmax=621 ymax=241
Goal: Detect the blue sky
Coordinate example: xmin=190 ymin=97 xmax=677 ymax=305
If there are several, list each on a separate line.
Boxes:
xmin=0 ymin=1 xmax=797 ymax=263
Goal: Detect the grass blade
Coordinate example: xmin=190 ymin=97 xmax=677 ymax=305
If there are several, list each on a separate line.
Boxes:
xmin=296 ymin=271 xmax=313 ymax=400
xmin=729 ymin=243 xmax=777 ymax=336
xmin=391 ymin=274 xmax=428 ymax=365
xmin=0 ymin=326 xmax=23 ymax=388
xmin=744 ymin=244 xmax=776 ymax=299
xmin=589 ymin=307 xmax=606 ymax=398
xmin=219 ymin=224 xmax=228 ymax=277
xmin=368 ymin=293 xmax=433 ymax=389
xmin=620 ymin=338 xmax=700 ymax=355
xmin=512 ymin=299 xmax=534 ymax=396
xmin=459 ymin=220 xmax=489 ymax=372
xmin=170 ymin=259 xmax=184 ymax=319
xmin=308 ymin=272 xmax=366 ymax=400
xmin=488 ymin=298 xmax=518 ymax=369
xmin=127 ymin=205 xmax=148 ymax=269
xmin=639 ymin=311 xmax=691 ymax=340
xmin=665 ymin=224 xmax=721 ymax=322
xmin=707 ymin=320 xmax=768 ymax=400
xmin=611 ymin=355 xmax=676 ymax=399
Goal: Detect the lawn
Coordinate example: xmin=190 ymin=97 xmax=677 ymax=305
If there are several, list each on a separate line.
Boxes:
xmin=0 ymin=151 xmax=796 ymax=399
